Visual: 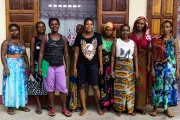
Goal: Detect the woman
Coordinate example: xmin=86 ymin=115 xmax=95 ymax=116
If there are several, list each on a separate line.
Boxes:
xmin=68 ymin=24 xmax=89 ymax=112
xmin=150 ymin=20 xmax=179 ymax=118
xmin=73 ymin=17 xmax=104 ymax=116
xmin=111 ymin=24 xmax=138 ymax=116
xmin=1 ymin=24 xmax=30 ymax=115
xmin=131 ymin=16 xmax=151 ymax=114
xmin=28 ymin=21 xmax=49 ymax=114
xmin=38 ymin=18 xmax=71 ymax=117
xmin=99 ymin=22 xmax=115 ymax=111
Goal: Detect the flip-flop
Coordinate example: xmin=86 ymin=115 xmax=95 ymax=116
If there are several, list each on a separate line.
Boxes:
xmin=7 ymin=108 xmax=15 ymax=115
xmin=18 ymin=107 xmax=30 ymax=112
xmin=48 ymin=110 xmax=56 ymax=117
xmin=36 ymin=108 xmax=42 ymax=114
xmin=150 ymin=111 xmax=157 ymax=116
xmin=164 ymin=111 xmax=174 ymax=118
xmin=61 ymin=110 xmax=72 ymax=117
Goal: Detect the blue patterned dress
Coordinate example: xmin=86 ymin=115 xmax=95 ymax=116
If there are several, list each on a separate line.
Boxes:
xmin=152 ymin=36 xmax=178 ymax=110
xmin=2 ymin=40 xmax=28 ymax=108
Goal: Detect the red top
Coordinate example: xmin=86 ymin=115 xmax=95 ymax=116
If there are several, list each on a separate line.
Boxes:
xmin=131 ymin=32 xmax=149 ymax=50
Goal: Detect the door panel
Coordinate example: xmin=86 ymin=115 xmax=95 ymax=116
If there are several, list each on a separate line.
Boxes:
xmin=147 ymin=0 xmax=178 ymax=37
xmin=97 ymin=0 xmax=129 ymax=38
xmin=6 ymin=0 xmax=39 ymax=47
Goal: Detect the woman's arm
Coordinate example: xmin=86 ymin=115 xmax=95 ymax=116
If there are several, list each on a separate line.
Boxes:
xmin=134 ymin=43 xmax=138 ymax=79
xmin=98 ymin=45 xmax=103 ymax=75
xmin=110 ymin=40 xmax=117 ymax=77
xmin=30 ymin=37 xmax=35 ymax=73
xmin=73 ymin=46 xmax=79 ymax=77
xmin=1 ymin=40 xmax=9 ymax=70
xmin=174 ymin=38 xmax=179 ymax=77
xmin=38 ymin=35 xmax=47 ymax=75
xmin=24 ymin=47 xmax=29 ymax=68
xmin=63 ymin=36 xmax=69 ymax=76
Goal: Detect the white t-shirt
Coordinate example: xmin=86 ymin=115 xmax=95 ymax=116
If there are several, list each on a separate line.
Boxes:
xmin=116 ymin=38 xmax=135 ymax=59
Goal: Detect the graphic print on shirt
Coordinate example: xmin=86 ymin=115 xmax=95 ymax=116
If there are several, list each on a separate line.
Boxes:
xmin=120 ymin=48 xmax=125 ymax=56
xmin=81 ymin=38 xmax=97 ymax=60
xmin=36 ymin=42 xmax=41 ymax=50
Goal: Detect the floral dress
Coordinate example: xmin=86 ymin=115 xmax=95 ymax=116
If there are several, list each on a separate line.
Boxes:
xmin=2 ymin=40 xmax=28 ymax=108
xmin=99 ymin=38 xmax=114 ymax=109
xmin=152 ymin=36 xmax=178 ymax=110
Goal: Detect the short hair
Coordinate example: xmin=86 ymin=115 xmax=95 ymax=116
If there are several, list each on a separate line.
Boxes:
xmin=120 ymin=24 xmax=130 ymax=32
xmin=8 ymin=24 xmax=20 ymax=31
xmin=161 ymin=20 xmax=173 ymax=33
xmin=84 ymin=17 xmax=94 ymax=26
xmin=48 ymin=18 xmax=60 ymax=27
xmin=36 ymin=21 xmax=46 ymax=29
xmin=119 ymin=24 xmax=130 ymax=38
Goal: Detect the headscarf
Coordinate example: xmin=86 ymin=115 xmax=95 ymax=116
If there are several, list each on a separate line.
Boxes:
xmin=132 ymin=16 xmax=151 ymax=41
xmin=104 ymin=22 xmax=116 ymax=38
xmin=67 ymin=24 xmax=83 ymax=46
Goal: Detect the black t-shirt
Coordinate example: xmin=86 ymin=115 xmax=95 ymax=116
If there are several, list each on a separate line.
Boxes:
xmin=74 ymin=32 xmax=102 ymax=64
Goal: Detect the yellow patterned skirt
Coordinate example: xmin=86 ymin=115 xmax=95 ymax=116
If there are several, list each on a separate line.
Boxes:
xmin=113 ymin=58 xmax=135 ymax=113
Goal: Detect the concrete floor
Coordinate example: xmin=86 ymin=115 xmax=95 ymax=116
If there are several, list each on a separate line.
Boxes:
xmin=0 ymin=105 xmax=180 ymax=120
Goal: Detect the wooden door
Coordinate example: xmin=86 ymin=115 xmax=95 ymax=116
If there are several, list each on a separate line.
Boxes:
xmin=147 ymin=0 xmax=178 ymax=37
xmin=6 ymin=0 xmax=39 ymax=47
xmin=97 ymin=0 xmax=129 ymax=37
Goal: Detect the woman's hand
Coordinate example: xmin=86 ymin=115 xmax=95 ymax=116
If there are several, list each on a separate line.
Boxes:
xmin=111 ymin=71 xmax=115 ymax=78
xmin=135 ymin=71 xmax=138 ymax=80
xmin=74 ymin=68 xmax=78 ymax=78
xmin=4 ymin=68 xmax=10 ymax=76
xmin=30 ymin=65 xmax=34 ymax=74
xmin=152 ymin=68 xmax=155 ymax=77
xmin=38 ymin=68 xmax=42 ymax=76
xmin=65 ymin=68 xmax=69 ymax=76
xmin=176 ymin=70 xmax=179 ymax=78
xmin=99 ymin=66 xmax=103 ymax=75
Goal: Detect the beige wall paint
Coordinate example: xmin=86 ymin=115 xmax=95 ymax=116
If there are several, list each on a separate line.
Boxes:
xmin=0 ymin=0 xmax=147 ymax=95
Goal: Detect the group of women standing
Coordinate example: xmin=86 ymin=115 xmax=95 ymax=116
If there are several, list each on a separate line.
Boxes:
xmin=1 ymin=16 xmax=179 ymax=118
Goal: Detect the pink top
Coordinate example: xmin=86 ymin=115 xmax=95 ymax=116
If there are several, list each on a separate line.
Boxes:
xmin=131 ymin=32 xmax=149 ymax=50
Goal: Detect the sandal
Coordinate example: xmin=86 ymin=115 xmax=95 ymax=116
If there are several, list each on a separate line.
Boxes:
xmin=164 ymin=111 xmax=174 ymax=118
xmin=36 ymin=108 xmax=42 ymax=114
xmin=48 ymin=110 xmax=56 ymax=117
xmin=61 ymin=110 xmax=72 ymax=117
xmin=7 ymin=107 xmax=15 ymax=115
xmin=150 ymin=111 xmax=157 ymax=116
xmin=18 ymin=107 xmax=30 ymax=112
xmin=42 ymin=105 xmax=51 ymax=111
xmin=141 ymin=109 xmax=146 ymax=115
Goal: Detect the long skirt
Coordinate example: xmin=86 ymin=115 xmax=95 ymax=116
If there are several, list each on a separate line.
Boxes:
xmin=135 ymin=49 xmax=148 ymax=110
xmin=114 ymin=58 xmax=135 ymax=113
xmin=2 ymin=58 xmax=28 ymax=108
xmin=68 ymin=55 xmax=88 ymax=111
xmin=99 ymin=62 xmax=114 ymax=108
xmin=152 ymin=62 xmax=178 ymax=110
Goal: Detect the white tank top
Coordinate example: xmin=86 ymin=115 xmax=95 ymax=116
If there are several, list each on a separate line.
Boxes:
xmin=116 ymin=38 xmax=135 ymax=59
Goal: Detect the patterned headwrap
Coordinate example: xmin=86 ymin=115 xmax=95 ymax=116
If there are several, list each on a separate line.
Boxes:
xmin=68 ymin=24 xmax=83 ymax=46
xmin=104 ymin=22 xmax=116 ymax=38
xmin=132 ymin=16 xmax=151 ymax=41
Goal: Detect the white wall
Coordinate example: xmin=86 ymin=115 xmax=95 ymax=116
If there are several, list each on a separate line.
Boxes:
xmin=129 ymin=0 xmax=147 ymax=31
xmin=0 ymin=0 xmax=147 ymax=95
xmin=0 ymin=0 xmax=6 ymax=94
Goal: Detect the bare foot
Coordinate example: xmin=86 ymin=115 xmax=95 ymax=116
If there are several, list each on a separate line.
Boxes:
xmin=97 ymin=108 xmax=104 ymax=116
xmin=129 ymin=112 xmax=136 ymax=116
xmin=79 ymin=108 xmax=86 ymax=116
xmin=116 ymin=112 xmax=121 ymax=117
